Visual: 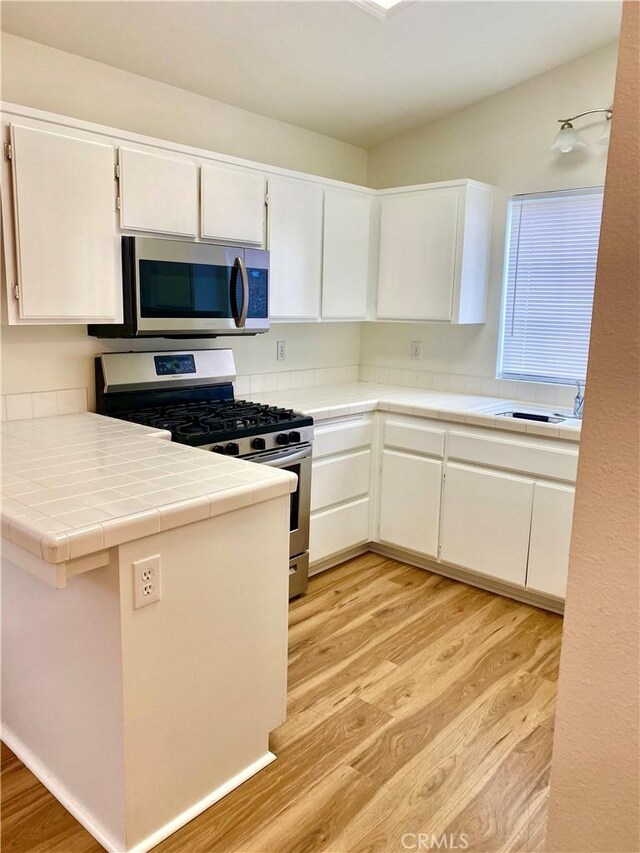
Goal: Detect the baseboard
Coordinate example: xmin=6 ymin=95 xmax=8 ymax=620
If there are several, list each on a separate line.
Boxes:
xmin=309 ymin=545 xmax=369 ymax=576
xmin=310 ymin=542 xmax=563 ymax=614
xmin=1 ymin=724 xmax=126 ymax=852
xmin=2 ymin=724 xmax=276 ymax=853
xmin=369 ymin=543 xmax=565 ymax=614
xmin=129 ymin=751 xmax=276 ymax=853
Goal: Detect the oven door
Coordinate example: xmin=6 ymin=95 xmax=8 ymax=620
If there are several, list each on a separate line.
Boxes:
xmin=132 ymin=237 xmax=269 ymax=334
xmin=247 ymin=444 xmax=311 ymax=558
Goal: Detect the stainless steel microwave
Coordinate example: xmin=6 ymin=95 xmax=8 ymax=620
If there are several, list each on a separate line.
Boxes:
xmin=89 ymin=236 xmax=269 ymax=338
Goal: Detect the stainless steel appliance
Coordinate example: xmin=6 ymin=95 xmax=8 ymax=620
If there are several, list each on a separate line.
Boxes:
xmin=95 ymin=349 xmax=312 ymax=597
xmin=89 ymin=237 xmax=269 ymax=339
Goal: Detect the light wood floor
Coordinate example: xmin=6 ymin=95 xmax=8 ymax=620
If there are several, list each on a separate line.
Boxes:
xmin=1 ymin=554 xmax=563 ymax=853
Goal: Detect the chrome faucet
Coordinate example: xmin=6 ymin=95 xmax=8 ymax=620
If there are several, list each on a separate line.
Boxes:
xmin=573 ymin=381 xmax=585 ymax=419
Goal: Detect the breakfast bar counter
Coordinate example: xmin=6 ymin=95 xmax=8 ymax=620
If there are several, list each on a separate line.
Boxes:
xmin=1 ymin=411 xmax=296 ymax=853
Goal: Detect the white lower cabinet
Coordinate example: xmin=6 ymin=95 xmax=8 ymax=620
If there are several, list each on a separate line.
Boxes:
xmin=309 ymin=417 xmax=372 ymax=567
xmin=377 ymin=450 xmax=442 ymax=558
xmin=526 ymin=483 xmax=575 ymax=598
xmin=439 ymin=463 xmax=535 ymax=586
xmin=308 ymin=412 xmax=576 ymax=605
xmin=310 ymin=498 xmax=370 ymax=565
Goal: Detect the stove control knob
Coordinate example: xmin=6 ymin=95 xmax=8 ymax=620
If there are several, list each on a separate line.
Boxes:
xmin=225 ymin=442 xmax=240 ymax=456
xmin=288 ymin=431 xmax=301 ymax=444
xmin=251 ymin=437 xmax=266 ymax=450
xmin=276 ymin=433 xmax=290 ymax=446
xmin=212 ymin=445 xmax=225 ymax=454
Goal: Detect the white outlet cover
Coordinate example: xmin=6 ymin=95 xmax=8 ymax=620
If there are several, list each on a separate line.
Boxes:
xmin=277 ymin=340 xmax=287 ymax=361
xmin=133 ymin=554 xmax=161 ymax=609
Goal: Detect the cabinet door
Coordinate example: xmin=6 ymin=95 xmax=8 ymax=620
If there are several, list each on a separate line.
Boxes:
xmin=440 ymin=463 xmax=534 ymax=585
xmin=377 ymin=188 xmax=460 ymax=321
xmin=527 ymin=483 xmax=575 ymax=598
xmin=378 ymin=450 xmax=442 ymax=558
xmin=201 ymin=165 xmax=265 ymax=244
xmin=119 ymin=147 xmax=198 ymax=237
xmin=267 ymin=178 xmax=323 ymax=319
xmin=8 ymin=124 xmax=120 ymax=322
xmin=322 ymin=188 xmax=371 ymax=319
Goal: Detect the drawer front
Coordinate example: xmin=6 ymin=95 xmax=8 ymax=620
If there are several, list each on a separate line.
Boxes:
xmin=447 ymin=431 xmax=578 ymax=482
xmin=383 ymin=420 xmax=445 ymax=457
xmin=310 ymin=498 xmax=370 ymax=564
xmin=313 ymin=418 xmax=373 ymax=459
xmin=311 ymin=450 xmax=371 ymax=512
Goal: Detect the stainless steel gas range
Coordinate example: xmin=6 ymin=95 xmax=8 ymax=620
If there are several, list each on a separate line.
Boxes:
xmin=95 ymin=349 xmax=313 ymax=598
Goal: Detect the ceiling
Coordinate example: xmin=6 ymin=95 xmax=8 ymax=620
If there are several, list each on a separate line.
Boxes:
xmin=0 ymin=0 xmax=621 ymax=148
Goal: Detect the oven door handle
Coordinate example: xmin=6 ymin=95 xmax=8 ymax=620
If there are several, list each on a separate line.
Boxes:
xmin=259 ymin=447 xmax=311 ymax=467
xmin=231 ymin=255 xmax=249 ymax=329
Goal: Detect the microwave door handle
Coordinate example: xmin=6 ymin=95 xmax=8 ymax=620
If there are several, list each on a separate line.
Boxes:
xmin=232 ymin=255 xmax=249 ymax=329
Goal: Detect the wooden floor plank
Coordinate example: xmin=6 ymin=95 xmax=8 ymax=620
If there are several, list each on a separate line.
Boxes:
xmin=1 ymin=555 xmax=563 ymax=853
xmin=330 ymin=671 xmax=556 ymax=853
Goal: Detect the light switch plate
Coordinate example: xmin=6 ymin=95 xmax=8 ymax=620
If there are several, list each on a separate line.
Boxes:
xmin=133 ymin=555 xmax=161 ymax=609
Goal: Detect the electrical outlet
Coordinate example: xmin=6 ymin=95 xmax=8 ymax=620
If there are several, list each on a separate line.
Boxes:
xmin=411 ymin=340 xmax=422 ymax=361
xmin=133 ymin=555 xmax=161 ymax=609
xmin=277 ymin=340 xmax=287 ymax=361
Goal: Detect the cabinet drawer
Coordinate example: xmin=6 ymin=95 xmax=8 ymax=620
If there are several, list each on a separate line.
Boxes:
xmin=311 ymin=450 xmax=371 ymax=512
xmin=448 ymin=431 xmax=578 ymax=482
xmin=313 ymin=418 xmax=373 ymax=459
xmin=310 ymin=498 xmax=370 ymax=564
xmin=383 ymin=420 xmax=445 ymax=457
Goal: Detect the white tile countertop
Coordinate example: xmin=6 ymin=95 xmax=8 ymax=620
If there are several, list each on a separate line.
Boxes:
xmin=249 ymin=382 xmax=582 ymax=441
xmin=1 ymin=412 xmax=296 ymax=565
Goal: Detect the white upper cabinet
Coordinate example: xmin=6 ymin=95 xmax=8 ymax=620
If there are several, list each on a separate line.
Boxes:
xmin=267 ymin=177 xmax=323 ymax=320
xmin=526 ymin=483 xmax=575 ymax=599
xmin=201 ymin=164 xmax=265 ymax=245
xmin=4 ymin=123 xmax=121 ymax=323
xmin=119 ymin=147 xmax=199 ymax=237
xmin=376 ymin=181 xmax=493 ymax=324
xmin=322 ymin=188 xmax=372 ymax=319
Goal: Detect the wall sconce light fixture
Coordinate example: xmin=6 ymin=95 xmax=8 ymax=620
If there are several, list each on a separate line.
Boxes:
xmin=551 ymin=107 xmax=613 ymax=154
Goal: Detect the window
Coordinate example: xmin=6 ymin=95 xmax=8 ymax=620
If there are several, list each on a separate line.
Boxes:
xmin=499 ymin=187 xmax=604 ymax=384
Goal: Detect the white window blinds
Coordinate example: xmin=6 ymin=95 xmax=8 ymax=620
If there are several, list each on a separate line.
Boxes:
xmin=499 ymin=187 xmax=604 ymax=384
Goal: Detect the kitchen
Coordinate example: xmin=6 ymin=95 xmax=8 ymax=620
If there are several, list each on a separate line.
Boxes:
xmin=1 ymin=2 xmax=639 ymax=853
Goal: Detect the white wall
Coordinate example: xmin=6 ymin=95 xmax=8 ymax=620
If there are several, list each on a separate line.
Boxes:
xmin=0 ymin=34 xmax=366 ymax=405
xmin=363 ymin=42 xmax=618 ymax=384
xmin=0 ymin=34 xmax=367 ymax=184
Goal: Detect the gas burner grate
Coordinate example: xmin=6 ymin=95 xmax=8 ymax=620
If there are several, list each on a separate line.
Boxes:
xmin=118 ymin=399 xmax=309 ymax=445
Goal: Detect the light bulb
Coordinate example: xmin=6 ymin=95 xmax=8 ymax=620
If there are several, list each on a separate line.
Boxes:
xmin=551 ymin=123 xmax=587 ymax=154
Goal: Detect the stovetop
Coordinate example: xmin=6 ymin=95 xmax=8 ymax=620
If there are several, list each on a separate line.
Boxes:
xmin=117 ymin=399 xmax=313 ymax=447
